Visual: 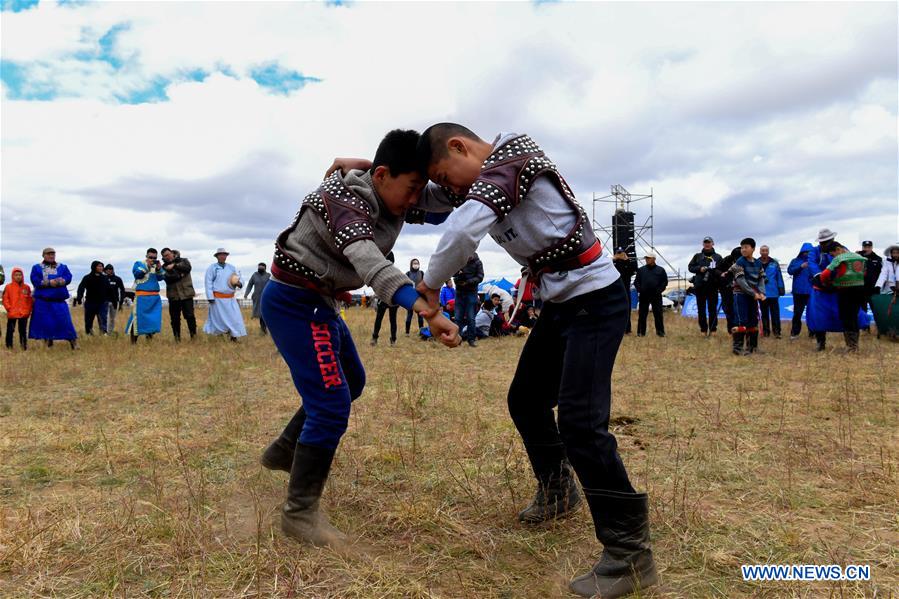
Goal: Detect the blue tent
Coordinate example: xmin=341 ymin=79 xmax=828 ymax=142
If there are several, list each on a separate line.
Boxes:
xmin=478 ymin=277 xmax=515 ymax=294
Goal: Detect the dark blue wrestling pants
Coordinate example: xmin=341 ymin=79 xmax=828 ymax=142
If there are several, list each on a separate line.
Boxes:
xmin=260 ymin=280 xmax=365 ymax=450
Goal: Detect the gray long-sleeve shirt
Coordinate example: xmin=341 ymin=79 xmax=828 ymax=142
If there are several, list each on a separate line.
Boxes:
xmin=423 ymin=132 xmax=620 ymax=303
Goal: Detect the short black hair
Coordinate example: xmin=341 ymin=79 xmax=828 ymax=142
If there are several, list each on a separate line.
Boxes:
xmin=821 ymin=239 xmax=839 ymax=254
xmin=146 ymin=247 xmax=158 ymax=255
xmin=740 ymin=238 xmax=756 ymax=248
xmin=417 ymin=123 xmax=480 ymax=170
xmin=258 ymin=262 xmax=266 ymax=267
xmin=482 ymin=299 xmax=494 ymax=309
xmin=104 ymin=264 xmax=115 ymax=270
xmin=161 ymin=247 xmax=172 ymax=255
xmin=491 ymin=293 xmax=500 ymax=299
xmin=370 ymin=129 xmax=423 ymax=178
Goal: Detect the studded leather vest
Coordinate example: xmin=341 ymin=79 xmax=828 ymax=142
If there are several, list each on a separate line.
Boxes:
xmin=465 ymin=134 xmax=598 ymax=276
xmin=272 ymin=172 xmax=375 ymax=291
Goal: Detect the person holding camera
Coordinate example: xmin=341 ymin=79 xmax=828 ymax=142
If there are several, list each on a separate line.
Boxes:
xmin=688 ymin=236 xmax=723 ymax=336
xmin=161 ymin=248 xmax=197 ymax=341
xmin=126 ymin=248 xmax=166 ymax=344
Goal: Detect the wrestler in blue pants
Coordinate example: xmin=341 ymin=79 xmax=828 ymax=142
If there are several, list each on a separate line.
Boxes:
xmin=260 ymin=279 xmax=368 ymax=546
xmin=261 ymin=280 xmax=365 ymax=452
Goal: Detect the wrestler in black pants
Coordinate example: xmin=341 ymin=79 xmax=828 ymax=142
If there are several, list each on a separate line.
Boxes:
xmin=508 ymin=282 xmax=634 ymax=494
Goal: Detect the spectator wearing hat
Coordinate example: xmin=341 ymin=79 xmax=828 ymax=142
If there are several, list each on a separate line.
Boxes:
xmin=806 ymin=228 xmax=854 ymax=351
xmin=758 ymin=245 xmax=785 ymax=338
xmin=634 ymin=254 xmax=667 ymax=337
xmin=126 ymin=248 xmax=166 ymax=344
xmin=161 ymin=248 xmax=197 ymax=341
xmin=814 ymin=242 xmax=868 ymax=351
xmin=858 ymin=240 xmax=882 ymax=324
xmin=612 ymin=247 xmax=636 ymax=334
xmin=244 ymin=262 xmax=271 ymax=335
xmin=204 ymin=248 xmax=247 ymax=341
xmin=28 ymin=248 xmax=78 ymax=349
xmin=102 ymin=264 xmax=126 ymax=334
xmin=688 ymin=236 xmax=723 ymax=336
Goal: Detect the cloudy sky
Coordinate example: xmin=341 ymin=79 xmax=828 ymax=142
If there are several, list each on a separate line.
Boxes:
xmin=1 ymin=0 xmax=897 ymax=291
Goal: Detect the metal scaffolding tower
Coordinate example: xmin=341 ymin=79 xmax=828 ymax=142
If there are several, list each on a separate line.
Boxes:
xmin=591 ymin=185 xmax=683 ymax=282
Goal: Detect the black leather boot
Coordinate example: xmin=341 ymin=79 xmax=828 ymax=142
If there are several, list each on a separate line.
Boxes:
xmin=747 ymin=331 xmax=760 ymax=354
xmin=281 ymin=443 xmax=347 ymax=547
xmin=570 ymin=489 xmax=658 ymax=598
xmin=518 ymin=460 xmax=582 ymax=524
xmin=731 ymin=332 xmax=745 ymax=355
xmin=261 ymin=406 xmax=306 ymax=472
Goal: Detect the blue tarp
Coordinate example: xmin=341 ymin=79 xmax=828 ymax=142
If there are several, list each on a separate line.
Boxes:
xmin=681 ymin=294 xmax=872 ymax=328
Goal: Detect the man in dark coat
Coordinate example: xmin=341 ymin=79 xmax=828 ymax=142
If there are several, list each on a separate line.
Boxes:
xmin=687 ymin=236 xmax=723 ymax=336
xmin=859 ymin=240 xmax=882 ymax=329
xmin=612 ymin=247 xmax=636 ymax=334
xmin=103 ymin=264 xmax=126 ymax=334
xmin=634 ymin=254 xmax=667 ymax=337
xmin=75 ymin=260 xmax=109 ymax=335
xmin=453 ymin=252 xmax=484 ymax=347
xmin=161 ymin=248 xmax=197 ymax=341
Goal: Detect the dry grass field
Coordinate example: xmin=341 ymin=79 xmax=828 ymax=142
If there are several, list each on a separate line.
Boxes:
xmin=1 ymin=305 xmax=896 ymax=598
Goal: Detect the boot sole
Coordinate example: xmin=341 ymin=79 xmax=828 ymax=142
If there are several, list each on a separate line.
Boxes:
xmin=569 ymin=563 xmax=659 ymax=598
xmin=259 ymin=453 xmax=292 ymax=473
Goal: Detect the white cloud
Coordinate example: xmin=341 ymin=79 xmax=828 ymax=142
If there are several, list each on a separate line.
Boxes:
xmin=1 ymin=1 xmax=896 ymax=292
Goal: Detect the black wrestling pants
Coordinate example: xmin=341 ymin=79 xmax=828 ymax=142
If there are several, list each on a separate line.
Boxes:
xmin=507 ymin=283 xmax=634 ymax=493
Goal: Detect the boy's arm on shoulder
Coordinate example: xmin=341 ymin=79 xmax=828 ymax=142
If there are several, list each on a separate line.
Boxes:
xmin=422 ymin=201 xmax=497 ymax=290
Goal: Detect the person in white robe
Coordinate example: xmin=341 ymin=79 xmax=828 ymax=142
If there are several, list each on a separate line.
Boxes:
xmin=203 ymin=248 xmax=247 ymax=340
